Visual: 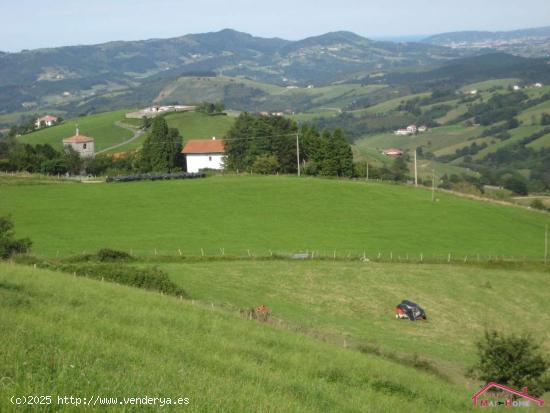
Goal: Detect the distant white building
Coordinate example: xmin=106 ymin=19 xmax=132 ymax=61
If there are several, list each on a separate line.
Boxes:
xmin=35 ymin=115 xmax=59 ymax=128
xmin=182 ymin=138 xmax=225 ymax=173
xmin=407 ymin=125 xmax=418 ymax=134
xmin=394 ymin=124 xmax=426 ymax=136
xmin=513 ymin=85 xmax=521 ymax=91
xmin=62 ymin=127 xmax=95 ymax=158
xmin=534 ymin=83 xmax=543 ymax=88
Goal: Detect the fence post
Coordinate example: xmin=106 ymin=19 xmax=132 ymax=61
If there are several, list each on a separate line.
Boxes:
xmin=178 ymin=248 xmax=182 ymax=256
xmin=201 ymin=248 xmax=205 ymax=257
xmin=448 ymin=253 xmax=451 ymax=263
xmin=420 ymin=253 xmax=423 ymax=262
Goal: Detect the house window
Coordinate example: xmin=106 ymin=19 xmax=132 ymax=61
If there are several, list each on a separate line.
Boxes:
xmin=209 ymin=156 xmax=212 ymax=161
xmin=83 ymin=143 xmax=87 ymax=149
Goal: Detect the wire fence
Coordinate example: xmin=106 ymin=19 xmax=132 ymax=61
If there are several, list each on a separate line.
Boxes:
xmin=43 ymin=247 xmax=549 ymax=267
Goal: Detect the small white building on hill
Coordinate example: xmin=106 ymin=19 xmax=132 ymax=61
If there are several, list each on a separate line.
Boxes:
xmin=182 ymin=138 xmax=225 ymax=173
xmin=35 ymin=115 xmax=59 ymax=128
xmin=62 ymin=127 xmax=95 ymax=158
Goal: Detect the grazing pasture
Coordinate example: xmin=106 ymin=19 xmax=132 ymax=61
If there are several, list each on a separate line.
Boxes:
xmin=18 ymin=110 xmax=134 ymax=151
xmin=0 ymin=175 xmax=548 ymax=258
xmin=0 ymin=263 xmax=469 ymax=412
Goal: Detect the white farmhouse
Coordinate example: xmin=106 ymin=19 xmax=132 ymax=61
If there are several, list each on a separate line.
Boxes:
xmin=182 ymin=138 xmax=225 ymax=173
xmin=35 ymin=115 xmax=59 ymax=128
xmin=62 ymin=127 xmax=95 ymax=158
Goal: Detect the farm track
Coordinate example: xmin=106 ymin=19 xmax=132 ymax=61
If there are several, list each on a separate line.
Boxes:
xmin=95 ymin=121 xmax=144 ymax=154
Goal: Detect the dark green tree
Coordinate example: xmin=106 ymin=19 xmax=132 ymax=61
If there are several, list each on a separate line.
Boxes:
xmin=390 ymin=157 xmax=409 ymax=182
xmin=0 ymin=216 xmax=32 ymax=259
xmin=468 ymin=330 xmax=550 ymax=397
xmin=137 ymin=117 xmax=182 ymax=172
xmin=252 ymin=155 xmax=280 ymax=174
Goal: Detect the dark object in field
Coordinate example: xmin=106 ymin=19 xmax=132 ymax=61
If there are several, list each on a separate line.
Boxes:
xmin=395 ymin=300 xmax=427 ymax=321
xmin=242 ymin=304 xmax=272 ymax=322
xmin=106 ymin=172 xmax=205 ymax=183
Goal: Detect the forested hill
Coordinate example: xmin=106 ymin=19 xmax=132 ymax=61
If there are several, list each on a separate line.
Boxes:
xmin=422 ymin=26 xmax=550 ymax=57
xmin=0 ymin=29 xmax=469 ymax=114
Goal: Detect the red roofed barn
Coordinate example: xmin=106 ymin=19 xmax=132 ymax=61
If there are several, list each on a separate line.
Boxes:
xmin=182 ymin=137 xmax=225 ymax=173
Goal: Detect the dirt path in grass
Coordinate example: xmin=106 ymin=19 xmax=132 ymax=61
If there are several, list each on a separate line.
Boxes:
xmin=95 ymin=121 xmax=145 ymax=155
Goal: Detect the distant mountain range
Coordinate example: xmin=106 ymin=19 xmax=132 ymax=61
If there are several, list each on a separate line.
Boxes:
xmin=0 ymin=29 xmax=469 ymax=115
xmin=0 ymin=27 xmax=548 ymax=120
xmin=422 ymin=26 xmax=550 ymax=57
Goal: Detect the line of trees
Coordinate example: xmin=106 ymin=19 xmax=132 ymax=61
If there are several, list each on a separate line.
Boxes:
xmin=224 ymin=113 xmax=354 ymax=177
xmin=0 ymin=117 xmax=183 ymax=176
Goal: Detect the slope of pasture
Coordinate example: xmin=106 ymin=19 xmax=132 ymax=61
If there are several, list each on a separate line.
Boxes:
xmin=1 ymin=176 xmax=549 ymax=258
xmin=354 ymin=125 xmax=482 ymax=154
xmin=459 ymin=79 xmax=519 ymax=92
xmin=155 ymin=76 xmax=282 ymax=104
xmin=165 ymin=111 xmax=235 ymax=139
xmin=358 ymin=92 xmax=431 ymax=115
xmin=162 ymin=261 xmax=550 ymax=380
xmin=471 ymin=125 xmax=543 ymax=160
xmin=527 ymin=131 xmax=550 ymax=149
xmin=0 ymin=263 xmax=468 ymax=412
xmin=18 ymin=110 xmax=134 ymax=151
xmin=518 ymin=99 xmax=550 ymax=125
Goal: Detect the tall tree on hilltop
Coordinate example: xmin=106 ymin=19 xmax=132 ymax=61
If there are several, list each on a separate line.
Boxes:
xmin=137 ymin=117 xmax=182 ymax=172
xmin=333 ymin=128 xmax=354 ymax=177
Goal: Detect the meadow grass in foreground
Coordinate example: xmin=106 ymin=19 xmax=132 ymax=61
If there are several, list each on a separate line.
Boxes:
xmin=159 ymin=260 xmax=550 ymax=383
xmin=0 ymin=176 xmax=548 ymax=258
xmin=0 ymin=263 xmax=470 ymax=412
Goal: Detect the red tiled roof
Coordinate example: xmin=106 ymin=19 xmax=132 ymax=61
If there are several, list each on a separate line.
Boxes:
xmin=63 ymin=134 xmax=94 ymax=143
xmin=39 ymin=115 xmax=58 ymax=122
xmin=182 ymin=139 xmax=225 ymax=154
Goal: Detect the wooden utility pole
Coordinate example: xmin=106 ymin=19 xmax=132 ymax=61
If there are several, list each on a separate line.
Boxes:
xmin=414 ymin=149 xmax=418 ymax=187
xmin=431 ymin=169 xmax=436 ymax=202
xmin=366 ymin=161 xmax=369 ymax=181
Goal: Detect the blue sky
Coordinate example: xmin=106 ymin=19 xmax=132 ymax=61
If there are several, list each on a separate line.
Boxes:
xmin=1 ymin=0 xmax=549 ymax=51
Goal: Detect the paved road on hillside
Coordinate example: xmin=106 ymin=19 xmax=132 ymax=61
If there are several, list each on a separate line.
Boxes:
xmin=95 ymin=121 xmax=145 ymax=155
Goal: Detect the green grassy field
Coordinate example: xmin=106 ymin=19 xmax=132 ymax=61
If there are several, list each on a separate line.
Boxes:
xmin=354 ymin=125 xmax=483 ymax=155
xmin=1 ymin=263 xmax=472 ymax=412
xmin=160 ymin=260 xmax=550 ymax=380
xmin=165 ymin=111 xmax=235 ymax=140
xmin=1 ymin=176 xmax=548 ymax=258
xmin=18 ymin=110 xmax=134 ymax=152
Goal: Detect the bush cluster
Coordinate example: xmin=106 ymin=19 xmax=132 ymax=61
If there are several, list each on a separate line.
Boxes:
xmin=38 ymin=262 xmax=188 ymax=297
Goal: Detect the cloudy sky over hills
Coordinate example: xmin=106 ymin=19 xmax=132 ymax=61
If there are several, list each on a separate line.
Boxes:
xmin=1 ymin=0 xmax=549 ymax=51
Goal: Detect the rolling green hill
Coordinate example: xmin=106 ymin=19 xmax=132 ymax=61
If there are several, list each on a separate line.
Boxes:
xmin=164 ymin=111 xmax=235 ymax=139
xmin=0 ymin=263 xmax=470 ymax=412
xmin=17 ymin=110 xmax=134 ymax=152
xmin=161 ymin=260 xmax=550 ymax=380
xmin=0 ymin=176 xmax=548 ymax=258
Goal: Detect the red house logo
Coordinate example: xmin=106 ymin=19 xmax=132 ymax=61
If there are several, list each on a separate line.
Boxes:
xmin=471 ymin=382 xmax=545 ymax=408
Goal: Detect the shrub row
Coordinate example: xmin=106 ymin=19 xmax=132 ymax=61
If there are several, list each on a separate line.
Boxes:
xmin=106 ymin=172 xmax=205 ymax=183
xmin=36 ymin=261 xmax=188 ymax=298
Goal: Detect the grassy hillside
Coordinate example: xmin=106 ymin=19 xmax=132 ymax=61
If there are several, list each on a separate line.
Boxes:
xmin=18 ymin=110 xmax=134 ymax=152
xmin=354 ymin=125 xmax=482 ymax=155
xmin=0 ymin=263 xmax=469 ymax=412
xmin=0 ymin=176 xmax=548 ymax=258
xmin=161 ymin=260 xmax=550 ymax=379
xmin=165 ymin=111 xmax=235 ymax=139
xmin=157 ymin=76 xmax=388 ymax=114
